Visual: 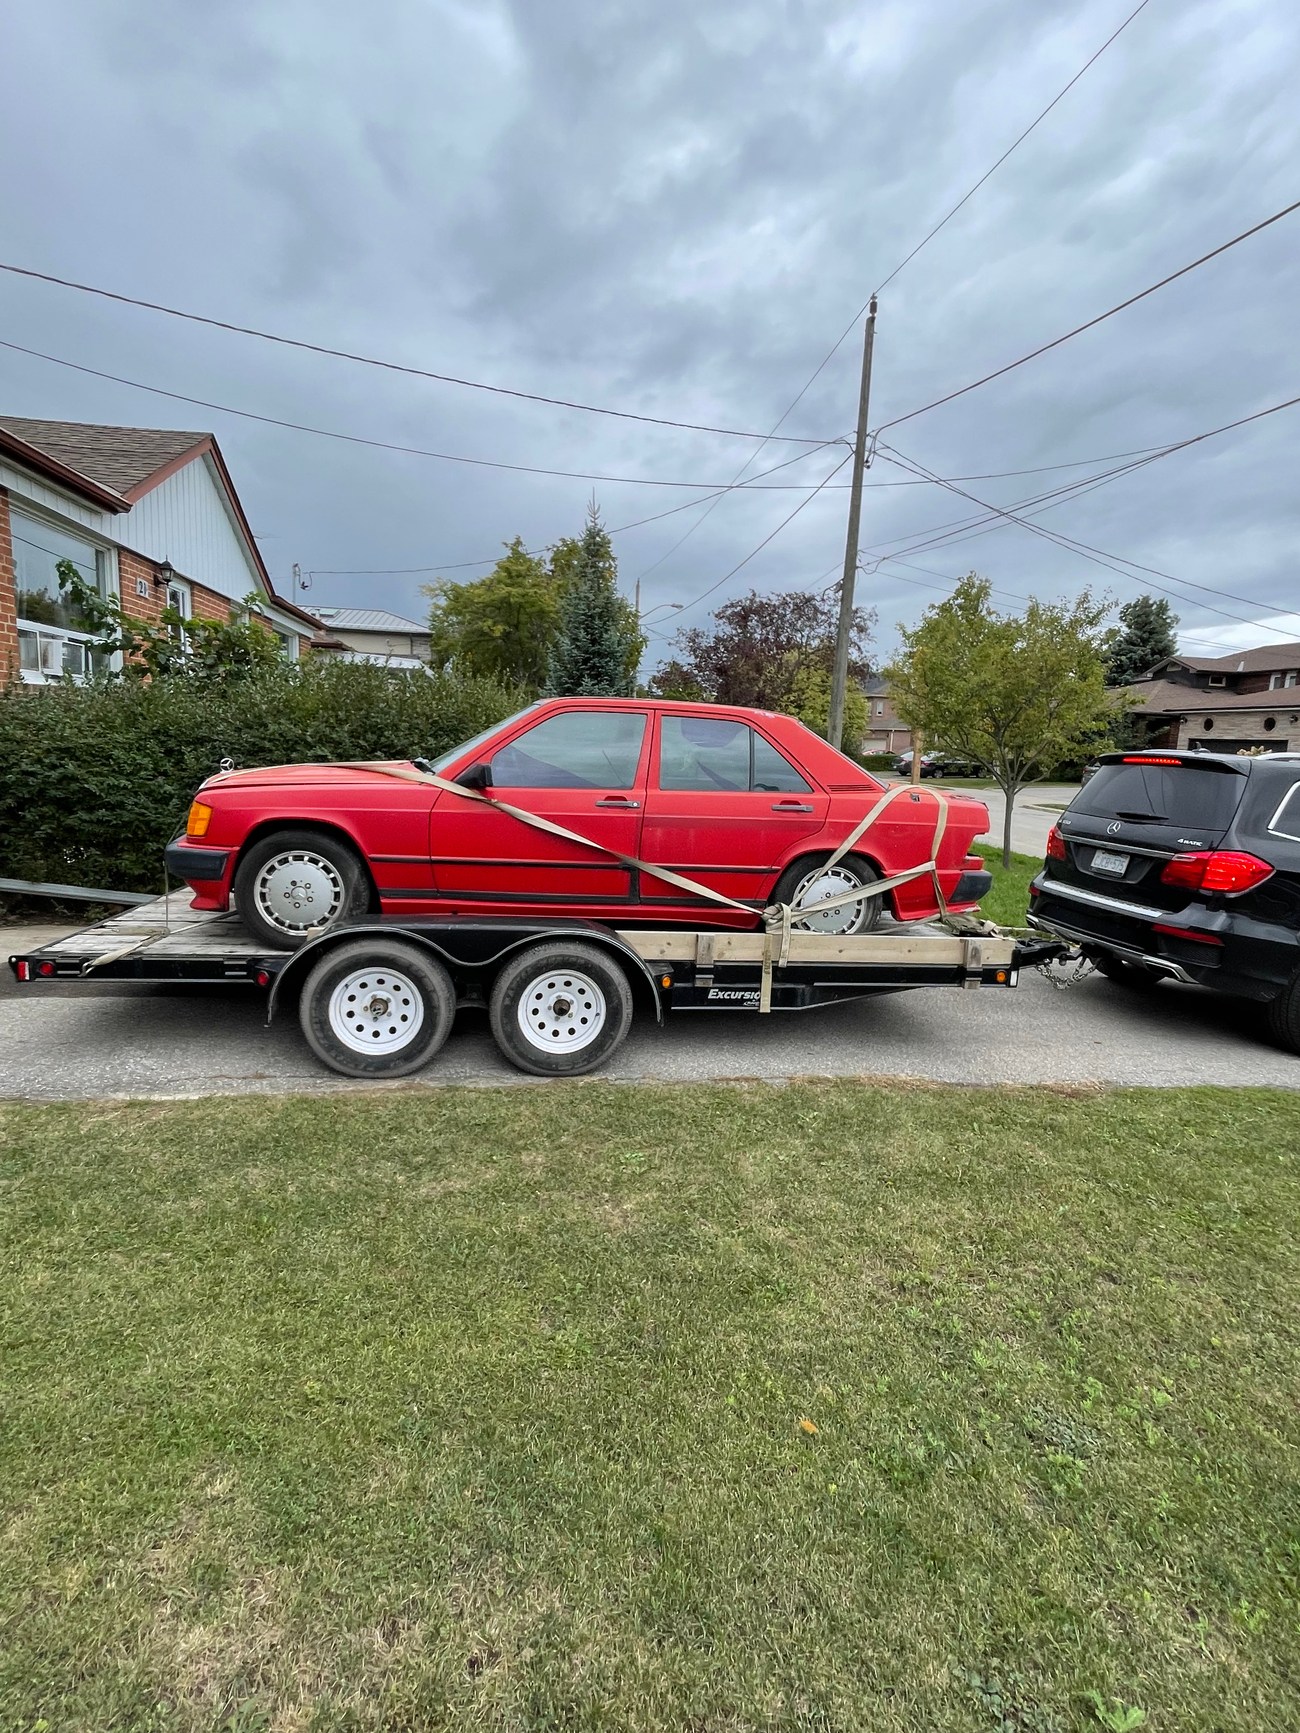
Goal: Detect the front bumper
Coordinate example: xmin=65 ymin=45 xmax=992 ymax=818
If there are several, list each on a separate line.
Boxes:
xmin=165 ymin=839 xmax=233 ymax=908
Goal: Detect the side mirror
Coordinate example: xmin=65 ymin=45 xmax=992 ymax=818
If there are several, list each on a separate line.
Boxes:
xmin=455 ymin=760 xmax=492 ymax=791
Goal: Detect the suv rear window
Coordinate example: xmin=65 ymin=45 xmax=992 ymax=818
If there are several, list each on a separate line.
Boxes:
xmin=1072 ymin=762 xmax=1244 ymax=831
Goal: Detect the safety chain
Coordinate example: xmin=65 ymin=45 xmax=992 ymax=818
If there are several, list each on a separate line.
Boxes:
xmin=1036 ymin=949 xmax=1095 ymax=990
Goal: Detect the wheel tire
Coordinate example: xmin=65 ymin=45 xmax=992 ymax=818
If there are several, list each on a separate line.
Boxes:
xmin=1088 ymin=948 xmax=1162 ymax=990
xmin=233 ymin=827 xmax=370 ymax=951
xmin=298 ymin=938 xmax=456 ymax=1078
xmin=489 ymin=941 xmax=634 ymax=1077
xmin=771 ymin=853 xmax=883 ymax=935
xmin=1266 ymin=968 xmax=1300 ymax=1055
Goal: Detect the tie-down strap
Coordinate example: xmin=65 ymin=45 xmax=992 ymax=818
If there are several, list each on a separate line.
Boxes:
xmin=308 ymin=759 xmax=962 ymax=1010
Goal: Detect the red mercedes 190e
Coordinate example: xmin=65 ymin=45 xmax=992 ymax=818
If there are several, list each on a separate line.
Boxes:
xmin=166 ymin=697 xmax=992 ymax=950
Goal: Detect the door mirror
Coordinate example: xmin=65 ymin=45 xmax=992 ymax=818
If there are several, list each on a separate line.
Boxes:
xmin=455 ymin=760 xmax=493 ymax=791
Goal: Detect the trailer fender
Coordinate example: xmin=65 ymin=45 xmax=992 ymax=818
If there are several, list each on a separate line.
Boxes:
xmin=265 ymin=921 xmax=666 ymax=1026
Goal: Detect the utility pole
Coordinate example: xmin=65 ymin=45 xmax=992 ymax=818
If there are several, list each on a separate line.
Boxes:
xmin=827 ymin=295 xmax=878 ymax=751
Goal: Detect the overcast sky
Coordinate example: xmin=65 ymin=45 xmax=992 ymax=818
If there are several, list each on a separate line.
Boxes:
xmin=2 ymin=0 xmax=1298 ymax=668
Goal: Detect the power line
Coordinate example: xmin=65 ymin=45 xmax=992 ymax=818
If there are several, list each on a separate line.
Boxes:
xmin=877 ymin=197 xmax=1300 ymax=433
xmin=0 ymin=260 xmax=833 ymax=446
xmin=876 ymin=388 xmax=1300 ymax=594
xmin=642 ymin=451 xmax=855 ymax=637
xmin=880 ymin=444 xmax=1289 ymax=629
xmin=746 ymin=1 xmax=1156 ymax=449
xmin=873 ymin=0 xmax=1153 ymax=296
xmin=309 ymin=442 xmax=845 ymax=577
xmin=0 ymin=336 xmax=852 ymax=491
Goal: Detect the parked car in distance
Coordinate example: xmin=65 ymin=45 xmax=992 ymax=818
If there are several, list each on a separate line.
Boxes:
xmin=1028 ymin=749 xmax=1300 ymax=1051
xmin=168 ymin=698 xmax=994 ymax=950
xmin=894 ymin=750 xmax=984 ymax=779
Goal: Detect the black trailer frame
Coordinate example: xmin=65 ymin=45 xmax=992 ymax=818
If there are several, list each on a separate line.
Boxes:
xmin=8 ymin=893 xmax=1067 ymax=1078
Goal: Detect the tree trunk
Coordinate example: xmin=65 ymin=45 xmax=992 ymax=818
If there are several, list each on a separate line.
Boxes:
xmin=1001 ymin=784 xmax=1016 ymax=870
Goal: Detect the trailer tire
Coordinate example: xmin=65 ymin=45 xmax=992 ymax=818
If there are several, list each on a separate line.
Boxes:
xmin=234 ymin=827 xmax=370 ymax=951
xmin=299 ymin=938 xmax=456 ymax=1078
xmin=771 ymin=852 xmax=883 ymax=934
xmin=489 ymin=941 xmax=634 ymax=1076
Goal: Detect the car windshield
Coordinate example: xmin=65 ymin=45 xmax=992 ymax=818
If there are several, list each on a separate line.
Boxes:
xmin=425 ymin=703 xmax=544 ymax=774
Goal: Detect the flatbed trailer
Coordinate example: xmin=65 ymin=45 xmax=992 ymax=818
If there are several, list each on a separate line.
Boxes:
xmin=8 ymin=893 xmax=1067 ymax=1080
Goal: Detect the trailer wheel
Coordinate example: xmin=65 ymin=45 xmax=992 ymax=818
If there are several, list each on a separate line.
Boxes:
xmin=299 ymin=939 xmax=455 ymax=1078
xmin=489 ymin=941 xmax=634 ymax=1077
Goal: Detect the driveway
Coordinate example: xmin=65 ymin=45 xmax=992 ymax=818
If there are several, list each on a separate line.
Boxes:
xmin=886 ymin=778 xmax=1079 ymax=857
xmin=3 ymin=919 xmax=1296 ymax=1098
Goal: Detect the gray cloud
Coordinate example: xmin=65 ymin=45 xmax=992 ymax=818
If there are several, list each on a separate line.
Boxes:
xmin=2 ymin=0 xmax=1298 ymax=668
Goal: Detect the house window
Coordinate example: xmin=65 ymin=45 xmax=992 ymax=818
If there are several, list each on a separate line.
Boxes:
xmin=12 ymin=511 xmax=111 ymax=685
xmin=875 ymin=701 xmax=884 ymax=716
xmin=1208 ymin=674 xmax=1227 ymax=687
xmin=1287 ymin=672 xmax=1298 ymax=688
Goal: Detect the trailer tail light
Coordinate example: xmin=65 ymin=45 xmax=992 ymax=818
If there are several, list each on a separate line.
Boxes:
xmin=38 ymin=961 xmax=55 ymax=976
xmin=1046 ymin=824 xmax=1066 ymax=860
xmin=1161 ymin=851 xmax=1274 ymax=894
xmin=15 ymin=960 xmax=30 ymax=981
xmin=186 ymin=801 xmax=213 ymax=838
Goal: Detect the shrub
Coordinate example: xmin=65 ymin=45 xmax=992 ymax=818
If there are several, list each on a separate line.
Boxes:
xmin=0 ymin=660 xmax=522 ymax=895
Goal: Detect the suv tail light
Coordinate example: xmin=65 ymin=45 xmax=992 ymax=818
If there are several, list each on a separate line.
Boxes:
xmin=1045 ymin=824 xmax=1066 ymax=861
xmin=1160 ymin=851 xmax=1274 ymax=894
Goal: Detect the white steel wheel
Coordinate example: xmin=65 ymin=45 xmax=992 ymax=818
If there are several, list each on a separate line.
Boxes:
xmin=489 ymin=942 xmax=635 ymax=1077
xmin=254 ymin=849 xmax=345 ymax=936
xmin=779 ymin=857 xmax=881 ymax=936
xmin=518 ymin=969 xmax=607 ymax=1055
xmin=328 ymin=966 xmax=425 ymax=1055
xmin=299 ymin=939 xmax=456 ymax=1078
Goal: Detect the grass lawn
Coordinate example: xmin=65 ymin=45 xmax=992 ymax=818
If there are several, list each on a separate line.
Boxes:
xmin=2 ymin=1085 xmax=1299 ymax=1731
xmin=973 ymin=844 xmax=1043 ymax=929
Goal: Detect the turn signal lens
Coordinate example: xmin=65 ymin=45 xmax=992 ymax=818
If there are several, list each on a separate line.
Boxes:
xmin=186 ymin=800 xmax=213 ymax=838
xmin=1161 ymin=850 xmax=1273 ymax=894
xmin=1045 ymin=824 xmax=1066 ymax=861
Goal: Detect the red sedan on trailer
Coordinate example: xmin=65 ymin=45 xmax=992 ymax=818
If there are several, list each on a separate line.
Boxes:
xmin=166 ymin=698 xmax=993 ymax=950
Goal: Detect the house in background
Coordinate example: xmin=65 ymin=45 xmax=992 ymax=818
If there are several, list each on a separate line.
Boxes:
xmin=0 ymin=416 xmax=320 ymax=684
xmin=309 ymin=607 xmax=432 ymax=668
xmin=1126 ymin=643 xmax=1300 ymax=752
xmin=861 ymin=675 xmax=912 ymax=755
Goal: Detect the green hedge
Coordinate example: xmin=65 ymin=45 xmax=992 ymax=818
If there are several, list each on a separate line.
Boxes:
xmin=0 ymin=661 xmax=521 ymax=894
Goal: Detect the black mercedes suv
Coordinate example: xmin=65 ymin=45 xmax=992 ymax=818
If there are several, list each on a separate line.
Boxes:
xmin=1028 ymin=750 xmax=1300 ymax=1052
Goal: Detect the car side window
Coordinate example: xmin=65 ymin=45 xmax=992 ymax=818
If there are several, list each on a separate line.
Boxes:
xmin=658 ymin=716 xmax=811 ymax=793
xmin=490 ymin=710 xmax=646 ymax=789
xmin=752 ymin=733 xmax=812 ymax=793
xmin=1268 ymin=782 xmax=1300 ymax=843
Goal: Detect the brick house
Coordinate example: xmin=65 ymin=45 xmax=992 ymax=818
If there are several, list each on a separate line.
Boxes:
xmin=0 ymin=417 xmax=321 ymax=684
xmin=861 ymin=675 xmax=912 ymax=755
xmin=1126 ymin=643 xmax=1300 ymax=752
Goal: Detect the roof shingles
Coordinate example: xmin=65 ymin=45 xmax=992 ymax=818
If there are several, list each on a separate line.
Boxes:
xmin=0 ymin=417 xmax=207 ymax=497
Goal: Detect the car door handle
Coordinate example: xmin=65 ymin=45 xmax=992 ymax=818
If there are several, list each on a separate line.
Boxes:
xmin=596 ymin=796 xmax=640 ymax=808
xmin=771 ymin=801 xmax=813 ymax=812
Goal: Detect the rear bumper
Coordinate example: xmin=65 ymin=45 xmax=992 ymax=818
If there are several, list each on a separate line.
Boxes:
xmin=953 ymin=869 xmax=993 ymax=904
xmin=165 ymin=839 xmax=233 ymax=910
xmin=1029 ymin=871 xmax=1298 ymax=1000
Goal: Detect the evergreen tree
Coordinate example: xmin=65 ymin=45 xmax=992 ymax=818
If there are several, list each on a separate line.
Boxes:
xmin=545 ymin=503 xmax=643 ymax=696
xmin=1105 ymin=595 xmax=1178 ymax=686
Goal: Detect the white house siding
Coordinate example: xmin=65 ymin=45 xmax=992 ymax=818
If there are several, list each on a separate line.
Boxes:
xmin=119 ymin=453 xmax=262 ymax=603
xmin=0 ymin=459 xmax=115 ymax=536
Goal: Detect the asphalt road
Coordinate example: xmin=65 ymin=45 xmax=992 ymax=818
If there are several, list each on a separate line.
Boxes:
xmin=3 ymin=921 xmax=1297 ymax=1098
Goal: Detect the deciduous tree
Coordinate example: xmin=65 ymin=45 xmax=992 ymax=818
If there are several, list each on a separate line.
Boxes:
xmin=885 ymin=574 xmax=1116 ymax=868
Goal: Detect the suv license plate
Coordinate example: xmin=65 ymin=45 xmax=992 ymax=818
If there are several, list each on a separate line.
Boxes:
xmin=1092 ymin=849 xmax=1130 ymax=875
